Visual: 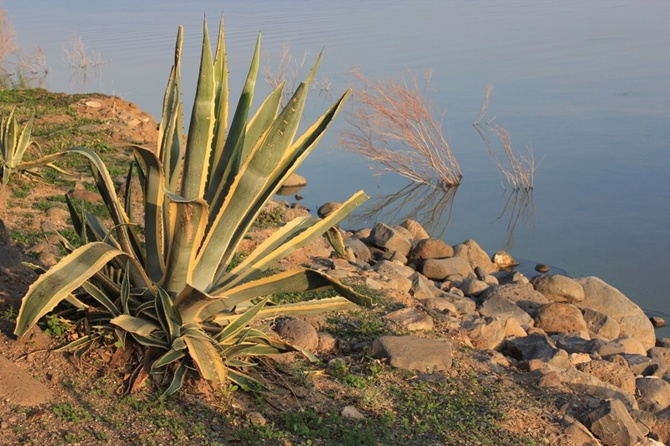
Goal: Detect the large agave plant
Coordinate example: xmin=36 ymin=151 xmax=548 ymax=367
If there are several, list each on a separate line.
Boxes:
xmin=0 ymin=107 xmax=63 ymax=185
xmin=14 ymin=19 xmax=370 ymax=394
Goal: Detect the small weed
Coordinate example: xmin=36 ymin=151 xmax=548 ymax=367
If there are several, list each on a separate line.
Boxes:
xmin=42 ymin=314 xmax=71 ymax=337
xmin=0 ymin=305 xmax=16 ymax=320
xmin=253 ymin=204 xmax=286 ymax=229
xmin=51 ymin=402 xmax=92 ymax=423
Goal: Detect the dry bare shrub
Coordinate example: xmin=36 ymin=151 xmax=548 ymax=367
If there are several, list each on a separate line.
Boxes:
xmin=0 ymin=8 xmax=48 ymax=88
xmin=340 ymin=69 xmax=462 ymax=188
xmin=474 ymin=83 xmax=537 ymax=191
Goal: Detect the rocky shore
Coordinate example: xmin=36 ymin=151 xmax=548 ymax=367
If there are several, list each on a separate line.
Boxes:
xmin=265 ymin=199 xmax=669 ymax=445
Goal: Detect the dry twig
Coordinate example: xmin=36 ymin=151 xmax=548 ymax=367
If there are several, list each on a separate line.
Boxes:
xmin=340 ymin=69 xmax=462 ymax=188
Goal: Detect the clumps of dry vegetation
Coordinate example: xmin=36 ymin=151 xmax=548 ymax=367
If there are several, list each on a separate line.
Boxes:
xmin=340 ymin=69 xmax=462 ymax=188
xmin=474 ymin=83 xmax=538 ymax=191
xmin=62 ymin=33 xmax=106 ymax=90
xmin=0 ymin=8 xmax=48 ymax=89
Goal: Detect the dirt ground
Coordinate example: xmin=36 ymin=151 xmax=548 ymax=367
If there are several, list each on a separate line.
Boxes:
xmin=0 ymin=93 xmax=582 ymax=445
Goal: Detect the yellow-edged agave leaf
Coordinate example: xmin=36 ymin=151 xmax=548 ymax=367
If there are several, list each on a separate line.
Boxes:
xmin=65 ymin=147 xmax=136 ymax=256
xmin=182 ymin=19 xmax=215 ymax=201
xmin=213 ymin=190 xmax=368 ymax=292
xmin=131 ymin=145 xmax=167 ymax=282
xmin=200 ymin=268 xmax=372 ymax=323
xmin=110 ymin=314 xmax=161 ymax=337
xmin=211 ymin=296 xmax=359 ymax=326
xmin=157 ymin=26 xmax=184 ymax=191
xmin=192 ymin=79 xmax=314 ymax=290
xmin=155 ymin=287 xmax=181 ymax=341
xmin=14 ymin=242 xmax=139 ymax=336
xmin=183 ymin=332 xmax=227 ymax=384
xmin=209 ymin=18 xmax=228 ymax=173
xmin=161 ymin=191 xmax=209 ymax=297
xmin=206 ymin=34 xmax=261 ymax=207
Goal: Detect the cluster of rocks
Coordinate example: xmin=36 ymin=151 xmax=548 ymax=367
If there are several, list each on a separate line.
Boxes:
xmin=274 ymin=206 xmax=669 ymax=446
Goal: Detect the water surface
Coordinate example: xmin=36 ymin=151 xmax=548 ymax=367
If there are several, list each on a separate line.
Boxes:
xmin=6 ymin=1 xmax=670 ymax=334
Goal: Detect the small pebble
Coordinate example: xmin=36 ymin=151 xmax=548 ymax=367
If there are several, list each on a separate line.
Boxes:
xmin=247 ymin=411 xmax=266 ymax=426
xmin=535 ymin=263 xmax=550 ymax=273
xmin=295 ymin=194 xmax=303 ymax=200
xmin=650 ymin=316 xmax=668 ymax=328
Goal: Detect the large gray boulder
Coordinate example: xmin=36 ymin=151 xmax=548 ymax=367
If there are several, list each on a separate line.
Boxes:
xmin=636 ymin=377 xmax=670 ymax=414
xmin=408 ymin=238 xmax=454 ymax=261
xmin=480 ymin=283 xmax=549 ymax=315
xmin=583 ymin=399 xmax=645 ymax=446
xmin=576 ymin=276 xmax=655 ymax=351
xmin=478 ymin=294 xmax=534 ymax=329
xmin=453 ymin=239 xmax=498 ymax=274
xmin=534 ymin=302 xmax=588 ymax=335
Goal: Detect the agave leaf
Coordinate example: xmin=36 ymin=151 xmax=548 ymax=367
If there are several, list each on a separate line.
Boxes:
xmin=227 ymin=368 xmax=267 ymax=392
xmin=214 ymin=190 xmax=368 ymax=292
xmin=80 ymin=281 xmax=120 ymax=317
xmin=325 ymin=227 xmax=346 ymax=257
xmin=151 ymin=348 xmax=186 ymax=372
xmin=110 ymin=314 xmax=161 ymax=337
xmin=183 ymin=332 xmax=227 ymax=385
xmin=207 ymin=17 xmax=229 ymax=193
xmin=206 ymin=34 xmax=261 ymax=207
xmin=211 ymin=296 xmax=358 ymax=326
xmin=182 ymin=19 xmax=215 ymax=201
xmin=161 ymin=191 xmax=209 ymax=297
xmin=204 ymin=268 xmax=371 ymax=323
xmin=214 ymin=296 xmax=268 ymax=340
xmin=161 ymin=361 xmax=189 ymax=397
xmin=131 ymin=144 xmax=166 ymax=282
xmin=14 ymin=242 xmax=141 ymax=337
xmin=155 ymin=287 xmax=181 ymax=341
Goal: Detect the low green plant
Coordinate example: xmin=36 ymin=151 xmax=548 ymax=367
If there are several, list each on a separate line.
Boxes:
xmin=14 ymin=19 xmax=370 ymax=395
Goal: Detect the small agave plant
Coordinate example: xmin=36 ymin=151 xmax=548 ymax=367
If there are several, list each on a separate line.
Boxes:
xmin=0 ymin=107 xmax=63 ymax=185
xmin=14 ymin=19 xmax=370 ymax=395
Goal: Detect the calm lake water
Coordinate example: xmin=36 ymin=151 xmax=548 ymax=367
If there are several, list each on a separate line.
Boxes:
xmin=6 ymin=1 xmax=670 ymax=334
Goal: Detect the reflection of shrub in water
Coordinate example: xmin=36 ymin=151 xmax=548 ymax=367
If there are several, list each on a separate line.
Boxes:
xmin=348 ymin=182 xmax=458 ymax=239
xmin=498 ymin=189 xmax=535 ymax=248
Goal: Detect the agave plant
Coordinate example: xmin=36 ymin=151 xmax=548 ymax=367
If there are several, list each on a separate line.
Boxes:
xmin=0 ymin=107 xmax=63 ymax=185
xmin=14 ymin=19 xmax=370 ymax=394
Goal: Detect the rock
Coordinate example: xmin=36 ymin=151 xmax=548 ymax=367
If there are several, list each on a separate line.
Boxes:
xmin=67 ymin=188 xmax=102 ymax=204
xmin=422 ymin=257 xmax=473 ymax=281
xmin=0 ymin=245 xmax=22 ymax=269
xmin=636 ymin=377 xmax=670 ymax=414
xmin=399 ymin=219 xmax=430 ymax=241
xmin=561 ymin=414 xmax=601 ymax=446
xmin=372 ymin=260 xmax=413 ymax=293
xmin=651 ymin=316 xmax=668 ymax=328
xmin=503 ymin=318 xmax=527 ymax=338
xmin=462 ymin=316 xmax=505 ymax=350
xmin=370 ymin=335 xmax=452 ymax=372
xmin=383 ymin=307 xmax=434 ymax=332
xmin=535 ymin=263 xmax=551 ymax=273
xmin=534 ymin=302 xmax=588 ymax=335
xmin=421 ymin=297 xmax=457 ymax=314
xmin=530 ymin=274 xmax=585 ymax=303
xmin=620 ymin=353 xmax=668 ymax=378
xmin=480 ymin=283 xmax=549 ymax=315
xmin=317 ymin=202 xmax=341 ymax=218
xmin=582 ymin=308 xmax=621 ymax=341
xmin=274 ymin=317 xmax=319 ymax=351
xmin=583 ymin=399 xmax=645 ymax=446
xmin=317 ymin=332 xmax=338 ymax=353
xmin=503 ymin=332 xmax=559 ymax=362
xmin=649 ymin=347 xmax=670 ymax=368
xmin=247 ymin=411 xmax=267 ymax=426
xmin=0 ymin=356 xmax=54 ymax=406
xmin=0 ymin=218 xmax=10 ymax=245
xmin=282 ymin=172 xmax=307 ymax=188
xmin=596 ymin=337 xmax=647 ymax=358
xmin=341 ymin=406 xmax=365 ymax=420
xmin=576 ymin=276 xmax=655 ymax=351
xmin=492 ymin=250 xmax=518 ymax=268
xmin=409 ymin=272 xmax=438 ymax=299
xmin=344 ymin=238 xmax=371 ymax=263
xmin=460 ymin=278 xmax=489 ymax=298
xmin=658 ymin=338 xmax=670 ymax=348
xmin=478 ymin=294 xmax=534 ymax=329
xmin=455 ymin=240 xmax=498 ymax=274
xmin=578 ymin=357 xmax=636 ymax=395
xmin=369 ymin=223 xmax=412 ymax=256
xmin=443 ymin=293 xmax=477 ymax=315
xmin=408 ymin=238 xmax=453 ymax=261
